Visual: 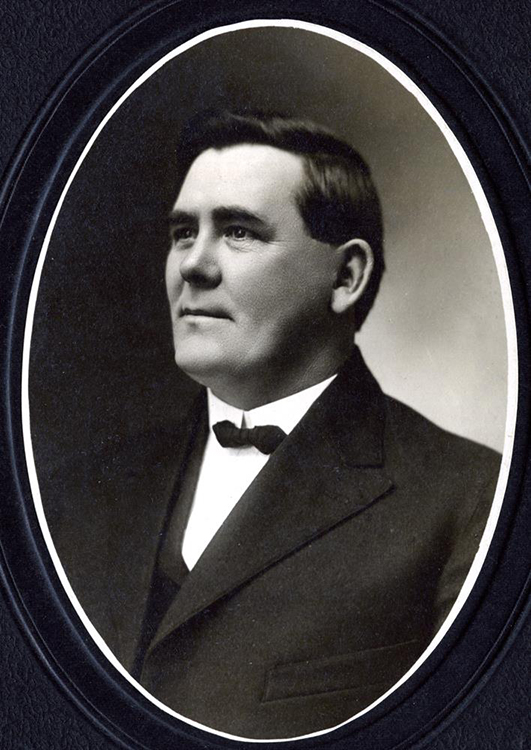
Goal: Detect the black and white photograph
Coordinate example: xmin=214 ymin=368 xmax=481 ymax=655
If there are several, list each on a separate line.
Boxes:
xmin=10 ymin=16 xmax=522 ymax=746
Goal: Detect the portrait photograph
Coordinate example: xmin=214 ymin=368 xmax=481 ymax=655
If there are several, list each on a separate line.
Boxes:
xmin=17 ymin=17 xmax=518 ymax=745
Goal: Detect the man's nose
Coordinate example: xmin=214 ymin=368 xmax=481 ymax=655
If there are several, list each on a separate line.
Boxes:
xmin=179 ymin=232 xmax=221 ymax=288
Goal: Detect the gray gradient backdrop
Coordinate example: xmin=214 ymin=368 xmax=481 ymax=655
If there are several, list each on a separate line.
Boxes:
xmin=29 ymin=26 xmax=508 ymax=464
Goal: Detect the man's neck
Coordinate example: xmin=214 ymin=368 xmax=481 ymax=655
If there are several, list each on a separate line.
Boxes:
xmin=206 ymin=347 xmax=354 ymax=411
xmin=208 ymin=373 xmax=337 ymax=433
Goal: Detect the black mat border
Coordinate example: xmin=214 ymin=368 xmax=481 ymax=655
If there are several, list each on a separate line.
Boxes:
xmin=0 ymin=2 xmax=529 ymax=748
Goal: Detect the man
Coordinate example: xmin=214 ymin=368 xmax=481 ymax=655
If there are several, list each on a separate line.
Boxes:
xmin=50 ymin=112 xmax=501 ymax=739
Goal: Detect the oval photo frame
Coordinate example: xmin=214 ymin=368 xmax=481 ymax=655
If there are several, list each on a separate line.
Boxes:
xmin=2 ymin=4 xmax=529 ymax=750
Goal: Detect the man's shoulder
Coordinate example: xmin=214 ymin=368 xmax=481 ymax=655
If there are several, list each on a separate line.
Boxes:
xmin=40 ymin=389 xmax=206 ymax=501
xmin=326 ymin=348 xmax=501 ymax=477
xmin=382 ymin=393 xmax=502 ymax=482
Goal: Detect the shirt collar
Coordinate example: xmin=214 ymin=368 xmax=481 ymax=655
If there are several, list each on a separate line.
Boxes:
xmin=207 ymin=374 xmax=337 ymax=436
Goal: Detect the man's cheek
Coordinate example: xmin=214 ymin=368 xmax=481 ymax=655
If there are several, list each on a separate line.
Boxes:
xmin=236 ymin=292 xmax=275 ymax=320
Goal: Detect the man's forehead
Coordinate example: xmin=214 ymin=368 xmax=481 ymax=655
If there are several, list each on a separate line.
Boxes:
xmin=174 ymin=144 xmax=306 ymax=211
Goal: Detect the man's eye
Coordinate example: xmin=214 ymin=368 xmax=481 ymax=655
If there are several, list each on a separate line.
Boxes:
xmin=225 ymin=226 xmax=256 ymax=241
xmin=171 ymin=226 xmax=196 ymax=244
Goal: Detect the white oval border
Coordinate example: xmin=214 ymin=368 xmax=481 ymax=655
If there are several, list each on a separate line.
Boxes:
xmin=20 ymin=18 xmax=518 ymax=744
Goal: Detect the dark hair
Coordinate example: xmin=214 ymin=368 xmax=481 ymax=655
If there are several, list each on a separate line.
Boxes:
xmin=175 ymin=111 xmax=384 ymax=330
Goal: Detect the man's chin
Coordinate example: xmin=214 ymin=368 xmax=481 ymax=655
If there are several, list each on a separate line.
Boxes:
xmin=173 ymin=349 xmax=230 ymax=388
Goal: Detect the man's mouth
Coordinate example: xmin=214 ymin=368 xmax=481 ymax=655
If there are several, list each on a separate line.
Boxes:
xmin=180 ymin=306 xmax=231 ymax=319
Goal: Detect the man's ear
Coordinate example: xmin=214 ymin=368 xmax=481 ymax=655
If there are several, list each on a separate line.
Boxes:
xmin=331 ymin=239 xmax=374 ymax=315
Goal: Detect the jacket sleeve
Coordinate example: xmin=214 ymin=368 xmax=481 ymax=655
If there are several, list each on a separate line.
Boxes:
xmin=433 ymin=466 xmax=501 ymax=633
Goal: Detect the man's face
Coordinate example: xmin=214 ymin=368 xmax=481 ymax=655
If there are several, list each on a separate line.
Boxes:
xmin=166 ymin=144 xmax=342 ymax=405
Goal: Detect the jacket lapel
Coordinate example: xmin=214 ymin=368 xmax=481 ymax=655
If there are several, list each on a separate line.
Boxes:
xmin=104 ymin=390 xmax=206 ymax=669
xmin=149 ymin=348 xmax=395 ymax=651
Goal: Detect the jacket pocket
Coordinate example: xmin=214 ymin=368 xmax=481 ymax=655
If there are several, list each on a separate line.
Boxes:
xmin=262 ymin=640 xmax=419 ymax=702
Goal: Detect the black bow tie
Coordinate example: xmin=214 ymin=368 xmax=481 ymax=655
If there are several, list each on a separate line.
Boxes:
xmin=213 ymin=420 xmax=287 ymax=455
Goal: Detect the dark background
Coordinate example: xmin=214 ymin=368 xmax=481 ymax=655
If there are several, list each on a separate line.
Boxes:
xmin=28 ymin=24 xmax=507 ymax=475
xmin=0 ymin=1 xmax=529 ymax=748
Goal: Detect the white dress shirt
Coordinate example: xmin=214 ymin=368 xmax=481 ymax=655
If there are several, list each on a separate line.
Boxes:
xmin=181 ymin=375 xmax=336 ymax=569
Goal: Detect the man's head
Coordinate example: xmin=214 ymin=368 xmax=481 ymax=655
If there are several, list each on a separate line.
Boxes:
xmin=166 ymin=111 xmax=384 ymax=408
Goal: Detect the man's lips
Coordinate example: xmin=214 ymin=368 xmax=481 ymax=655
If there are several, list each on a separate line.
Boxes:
xmin=179 ymin=306 xmax=231 ymax=319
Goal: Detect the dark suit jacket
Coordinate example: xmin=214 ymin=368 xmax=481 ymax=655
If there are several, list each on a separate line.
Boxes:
xmin=45 ymin=348 xmax=501 ymax=739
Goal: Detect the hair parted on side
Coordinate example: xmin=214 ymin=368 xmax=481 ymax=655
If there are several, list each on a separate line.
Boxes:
xmin=174 ymin=110 xmax=384 ymax=330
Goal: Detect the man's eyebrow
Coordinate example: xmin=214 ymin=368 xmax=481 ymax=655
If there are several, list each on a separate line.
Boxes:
xmin=212 ymin=206 xmax=271 ymax=229
xmin=168 ymin=209 xmax=197 ymax=225
xmin=168 ymin=206 xmax=275 ymax=236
